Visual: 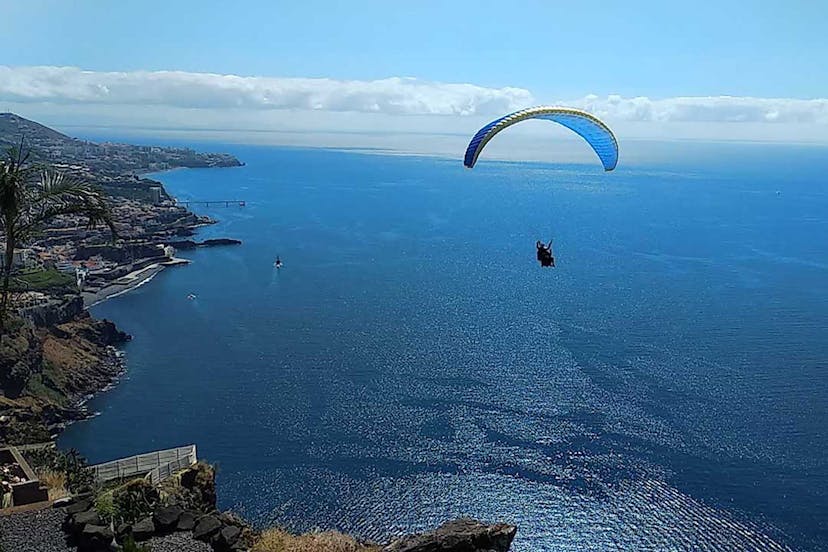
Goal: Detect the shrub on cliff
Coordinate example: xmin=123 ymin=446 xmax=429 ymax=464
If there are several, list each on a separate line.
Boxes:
xmin=35 ymin=468 xmax=69 ymax=500
xmin=0 ymin=417 xmax=51 ymax=445
xmin=25 ymin=447 xmax=93 ymax=493
xmin=159 ymin=461 xmax=216 ymax=512
xmin=101 ymin=478 xmax=161 ymax=524
xmin=252 ymin=529 xmax=379 ymax=552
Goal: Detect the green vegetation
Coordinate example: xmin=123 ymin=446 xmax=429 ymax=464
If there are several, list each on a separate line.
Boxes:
xmin=121 ymin=536 xmax=152 ymax=552
xmin=11 ymin=268 xmax=75 ymax=292
xmin=25 ymin=447 xmax=93 ymax=493
xmin=23 ymin=362 xmax=66 ymax=404
xmin=24 ymin=374 xmax=58 ymax=401
xmin=94 ymin=490 xmax=117 ymax=522
xmin=159 ymin=461 xmax=216 ymax=512
xmin=1 ymin=419 xmax=51 ymax=445
xmin=93 ymin=478 xmax=160 ymax=525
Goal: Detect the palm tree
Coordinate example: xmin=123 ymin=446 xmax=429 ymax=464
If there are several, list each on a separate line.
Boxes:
xmin=0 ymin=146 xmax=115 ymax=336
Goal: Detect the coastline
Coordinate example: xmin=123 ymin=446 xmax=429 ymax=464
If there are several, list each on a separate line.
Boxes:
xmin=67 ymin=163 xmax=232 ymax=416
xmin=0 ymin=163 xmax=233 ymax=446
xmin=81 ymin=257 xmax=191 ymax=308
xmin=78 ymin=164 xmax=231 ymax=309
xmin=49 ymin=345 xmax=127 ymax=436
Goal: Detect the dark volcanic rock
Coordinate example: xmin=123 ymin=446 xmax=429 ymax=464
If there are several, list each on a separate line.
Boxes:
xmin=177 ymin=510 xmax=197 ymax=531
xmin=21 ymin=295 xmax=84 ymax=327
xmin=154 ymin=504 xmax=184 ymax=531
xmin=201 ymin=238 xmax=241 ymax=247
xmin=65 ymin=498 xmax=93 ymax=515
xmin=0 ymin=323 xmax=43 ymax=398
xmin=74 ymin=311 xmax=131 ymax=344
xmin=215 ymin=525 xmax=241 ymax=550
xmin=165 ymin=238 xmax=241 ymax=249
xmin=116 ymin=522 xmax=132 ymax=541
xmin=71 ymin=509 xmax=101 ymax=529
xmin=133 ymin=517 xmax=156 ymax=541
xmin=80 ymin=524 xmax=114 ymax=550
xmin=383 ymin=518 xmax=517 ymax=552
xmin=166 ymin=239 xmax=198 ymax=249
xmin=179 ymin=463 xmax=217 ymax=509
xmin=193 ymin=515 xmax=222 ymax=542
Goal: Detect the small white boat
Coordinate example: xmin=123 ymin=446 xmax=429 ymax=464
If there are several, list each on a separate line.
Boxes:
xmin=187 ymin=293 xmax=197 ymax=300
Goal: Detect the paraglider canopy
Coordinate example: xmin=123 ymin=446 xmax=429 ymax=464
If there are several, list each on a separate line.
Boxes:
xmin=464 ymin=106 xmax=619 ymax=171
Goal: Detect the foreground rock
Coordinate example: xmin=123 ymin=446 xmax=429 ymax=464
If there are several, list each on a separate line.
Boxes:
xmin=193 ymin=515 xmax=222 ymax=542
xmin=384 ymin=518 xmax=517 ymax=552
xmin=58 ymin=463 xmax=255 ymax=552
xmin=132 ymin=516 xmax=156 ymax=541
xmin=154 ymin=504 xmax=185 ymax=531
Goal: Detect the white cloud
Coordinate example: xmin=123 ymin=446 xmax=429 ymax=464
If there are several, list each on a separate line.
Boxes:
xmin=3 ymin=66 xmax=828 ymax=151
xmin=2 ymin=66 xmax=828 ymax=128
xmin=574 ymin=94 xmax=828 ymax=125
xmin=0 ymin=65 xmax=533 ymax=116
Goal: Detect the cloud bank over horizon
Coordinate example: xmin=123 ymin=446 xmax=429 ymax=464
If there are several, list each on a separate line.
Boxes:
xmin=2 ymin=66 xmax=828 ymax=148
xmin=0 ymin=65 xmax=533 ymax=116
xmin=3 ymin=66 xmax=828 ymax=125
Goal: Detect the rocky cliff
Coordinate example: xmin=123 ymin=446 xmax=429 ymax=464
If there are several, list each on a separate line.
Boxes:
xmin=0 ymin=312 xmax=130 ymax=444
xmin=18 ymin=295 xmax=85 ymax=328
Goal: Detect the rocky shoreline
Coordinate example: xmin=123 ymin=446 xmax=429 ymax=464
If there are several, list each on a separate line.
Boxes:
xmin=2 ymin=232 xmax=245 ymax=442
xmin=2 ymin=142 xmax=245 ymax=447
xmin=0 ymin=311 xmax=132 ymax=445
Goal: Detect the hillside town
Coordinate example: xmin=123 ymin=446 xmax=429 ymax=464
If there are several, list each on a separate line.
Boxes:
xmin=0 ymin=112 xmax=241 ymax=201
xmin=0 ymin=112 xmax=243 ymax=316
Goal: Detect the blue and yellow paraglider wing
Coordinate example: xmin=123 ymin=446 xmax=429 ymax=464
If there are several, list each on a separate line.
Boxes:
xmin=463 ymin=106 xmax=619 ymax=171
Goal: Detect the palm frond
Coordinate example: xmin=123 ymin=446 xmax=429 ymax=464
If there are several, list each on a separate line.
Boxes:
xmin=17 ymin=169 xmax=117 ymax=240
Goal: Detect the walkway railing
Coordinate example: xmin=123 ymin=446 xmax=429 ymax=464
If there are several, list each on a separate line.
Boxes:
xmin=90 ymin=444 xmax=197 ymax=484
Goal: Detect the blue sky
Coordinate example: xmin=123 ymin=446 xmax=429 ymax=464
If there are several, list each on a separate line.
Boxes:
xmin=5 ymin=0 xmax=827 ymax=98
xmin=2 ymin=0 xmax=828 ymax=150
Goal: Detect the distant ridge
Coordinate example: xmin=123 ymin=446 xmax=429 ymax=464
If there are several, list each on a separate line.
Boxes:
xmin=0 ymin=112 xmax=242 ymax=201
xmin=0 ymin=112 xmax=75 ymax=147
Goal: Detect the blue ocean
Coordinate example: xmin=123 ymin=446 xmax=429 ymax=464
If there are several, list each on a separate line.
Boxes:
xmin=60 ymin=143 xmax=828 ymax=551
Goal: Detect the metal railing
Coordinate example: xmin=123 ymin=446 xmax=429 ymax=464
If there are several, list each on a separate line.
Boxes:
xmin=90 ymin=444 xmax=197 ymax=484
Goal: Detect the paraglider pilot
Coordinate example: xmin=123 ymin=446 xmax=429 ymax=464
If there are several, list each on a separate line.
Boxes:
xmin=536 ymin=240 xmax=555 ymax=268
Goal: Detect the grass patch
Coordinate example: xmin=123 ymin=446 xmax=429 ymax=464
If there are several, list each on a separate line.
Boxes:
xmin=24 ymin=448 xmax=93 ymax=494
xmin=11 ymin=268 xmax=76 ymax=291
xmin=24 ymin=360 xmax=70 ymax=406
xmin=35 ymin=468 xmax=70 ymax=501
xmin=94 ymin=490 xmax=117 ymax=523
xmin=92 ymin=478 xmax=160 ymax=525
xmin=23 ymin=372 xmax=66 ymax=405
xmin=252 ymin=529 xmax=379 ymax=552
